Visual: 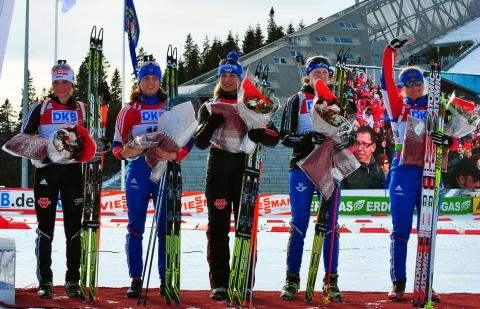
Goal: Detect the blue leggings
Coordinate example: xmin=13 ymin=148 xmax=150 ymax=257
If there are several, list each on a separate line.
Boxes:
xmin=125 ymin=158 xmax=166 ymax=279
xmin=389 ymin=155 xmax=441 ymax=282
xmin=286 ymin=168 xmax=340 ymax=275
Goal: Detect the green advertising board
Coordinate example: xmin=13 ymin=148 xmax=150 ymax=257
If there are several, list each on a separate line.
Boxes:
xmin=311 ymin=196 xmax=472 ymax=215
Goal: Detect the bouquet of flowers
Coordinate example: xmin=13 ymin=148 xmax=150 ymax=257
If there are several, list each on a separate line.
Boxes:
xmin=2 ymin=134 xmax=49 ymax=161
xmin=237 ymin=76 xmax=280 ymax=154
xmin=444 ymin=92 xmax=480 ymax=139
xmin=126 ymin=101 xmax=198 ymax=182
xmin=47 ymin=125 xmax=96 ymax=164
xmin=2 ymin=125 xmax=96 ymax=166
xmin=299 ymin=79 xmax=359 ymax=199
xmin=206 ymin=101 xmax=247 ymax=153
xmin=237 ymin=77 xmax=279 ymax=128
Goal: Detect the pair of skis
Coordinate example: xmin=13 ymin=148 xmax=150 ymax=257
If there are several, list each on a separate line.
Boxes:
xmin=137 ymin=45 xmax=182 ymax=306
xmin=79 ymin=25 xmax=106 ymax=304
xmin=412 ymin=62 xmax=443 ymax=308
xmin=226 ymin=62 xmax=270 ymax=307
xmin=304 ymin=48 xmax=349 ymax=304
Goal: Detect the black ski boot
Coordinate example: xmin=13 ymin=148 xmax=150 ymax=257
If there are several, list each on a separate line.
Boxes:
xmin=65 ymin=281 xmax=82 ymax=299
xmin=126 ymin=278 xmax=142 ymax=298
xmin=323 ymin=273 xmax=342 ymax=302
xmin=280 ymin=272 xmax=300 ymax=300
xmin=210 ymin=287 xmax=227 ymax=300
xmin=37 ymin=280 xmax=53 ymax=299
xmin=388 ymin=280 xmax=406 ymax=302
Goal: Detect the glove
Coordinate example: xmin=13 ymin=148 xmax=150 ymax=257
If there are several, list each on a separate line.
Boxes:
xmin=334 ymin=131 xmax=355 ymax=150
xmin=311 ymin=132 xmax=326 ymax=145
xmin=430 ymin=131 xmax=453 ymax=147
xmin=388 ymin=36 xmax=411 ymax=50
xmin=206 ymin=113 xmax=224 ymax=129
xmin=248 ymin=127 xmax=280 ymax=146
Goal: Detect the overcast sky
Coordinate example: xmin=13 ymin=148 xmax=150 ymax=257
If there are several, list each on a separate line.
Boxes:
xmin=0 ymin=0 xmax=357 ymax=113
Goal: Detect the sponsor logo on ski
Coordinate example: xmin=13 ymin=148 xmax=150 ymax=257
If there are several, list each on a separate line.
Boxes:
xmin=295 ymin=182 xmax=306 ymax=192
xmin=52 ymin=111 xmax=78 ymax=123
xmin=214 ymin=198 xmax=227 ymax=210
xmin=38 ymin=197 xmax=51 ymax=208
xmin=39 ymin=179 xmax=48 ymax=185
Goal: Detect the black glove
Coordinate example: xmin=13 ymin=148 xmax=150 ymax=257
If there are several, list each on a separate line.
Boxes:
xmin=206 ymin=113 xmax=224 ymax=129
xmin=248 ymin=127 xmax=280 ymax=147
xmin=388 ymin=37 xmax=409 ymax=50
xmin=311 ymin=132 xmax=326 ymax=145
xmin=430 ymin=131 xmax=453 ymax=147
xmin=334 ymin=131 xmax=355 ymax=150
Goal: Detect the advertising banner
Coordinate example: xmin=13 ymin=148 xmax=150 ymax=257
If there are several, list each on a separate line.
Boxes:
xmin=0 ymin=188 xmax=472 ymax=215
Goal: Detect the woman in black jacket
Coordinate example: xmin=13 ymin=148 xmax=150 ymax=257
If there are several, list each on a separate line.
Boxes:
xmin=194 ymin=51 xmax=279 ymax=300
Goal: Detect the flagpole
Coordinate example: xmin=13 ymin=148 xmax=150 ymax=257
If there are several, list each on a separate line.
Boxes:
xmin=121 ymin=0 xmax=126 ymax=191
xmin=54 ymin=0 xmax=58 ymax=64
xmin=21 ymin=0 xmax=30 ymax=188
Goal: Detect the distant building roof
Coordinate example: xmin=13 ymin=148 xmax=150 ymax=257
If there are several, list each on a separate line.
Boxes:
xmin=435 ymin=16 xmax=480 ymax=45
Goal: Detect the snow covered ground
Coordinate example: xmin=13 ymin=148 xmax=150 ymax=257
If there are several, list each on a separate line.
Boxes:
xmin=1 ymin=214 xmax=479 ymax=294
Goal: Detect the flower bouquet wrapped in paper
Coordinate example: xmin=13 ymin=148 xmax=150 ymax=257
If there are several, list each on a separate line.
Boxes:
xmin=47 ymin=125 xmax=96 ymax=164
xmin=2 ymin=134 xmax=49 ymax=161
xmin=299 ymin=79 xmax=359 ymax=199
xmin=2 ymin=125 xmax=96 ymax=166
xmin=236 ymin=76 xmax=280 ymax=154
xmin=126 ymin=101 xmax=198 ymax=182
xmin=444 ymin=92 xmax=480 ymax=139
xmin=206 ymin=101 xmax=247 ymax=153
xmin=400 ymin=115 xmax=426 ymax=167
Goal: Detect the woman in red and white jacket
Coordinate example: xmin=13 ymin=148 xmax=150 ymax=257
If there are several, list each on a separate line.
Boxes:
xmin=381 ymin=37 xmax=457 ymax=302
xmin=112 ymin=59 xmax=193 ymax=298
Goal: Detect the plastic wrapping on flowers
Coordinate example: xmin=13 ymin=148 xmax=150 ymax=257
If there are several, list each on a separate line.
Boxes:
xmin=298 ymin=79 xmax=360 ymax=198
xmin=237 ymin=77 xmax=279 ymax=129
xmin=47 ymin=125 xmax=96 ymax=164
xmin=443 ymin=93 xmax=480 ymax=139
xmin=206 ymin=102 xmax=247 ymax=153
xmin=2 ymin=133 xmax=49 ymax=161
xmin=126 ymin=101 xmax=198 ymax=183
xmin=400 ymin=115 xmax=426 ymax=168
xmin=298 ymin=138 xmax=360 ymax=199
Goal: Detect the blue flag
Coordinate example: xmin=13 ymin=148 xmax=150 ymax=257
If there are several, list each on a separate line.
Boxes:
xmin=125 ymin=0 xmax=140 ymax=77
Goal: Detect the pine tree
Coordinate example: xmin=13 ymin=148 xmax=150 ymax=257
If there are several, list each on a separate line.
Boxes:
xmin=102 ymin=68 xmax=122 ymax=178
xmin=20 ymin=70 xmax=37 ymax=107
xmin=0 ymin=98 xmax=16 ymax=137
xmin=178 ymin=58 xmax=186 ymax=84
xmin=200 ymin=36 xmax=212 ymax=73
xmin=298 ymin=19 xmax=306 ymax=30
xmin=74 ymin=57 xmax=89 ymax=102
xmin=0 ymin=98 xmax=21 ymax=187
xmin=266 ymin=7 xmax=285 ymax=44
xmin=242 ymin=25 xmax=256 ymax=55
xmin=223 ymin=31 xmax=240 ymax=55
xmin=254 ymin=23 xmax=265 ymax=49
xmin=183 ymin=33 xmax=201 ymax=81
xmin=286 ymin=23 xmax=295 ymax=35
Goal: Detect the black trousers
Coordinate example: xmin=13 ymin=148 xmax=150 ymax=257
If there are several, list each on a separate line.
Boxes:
xmin=205 ymin=168 xmax=244 ymax=289
xmin=33 ymin=163 xmax=83 ymax=283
